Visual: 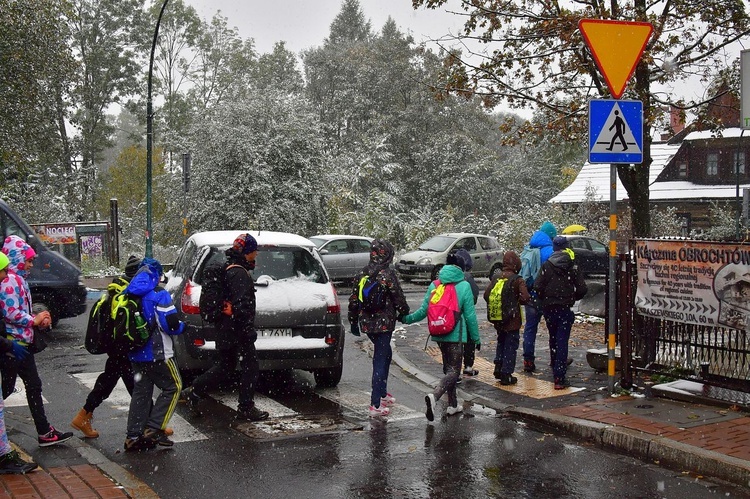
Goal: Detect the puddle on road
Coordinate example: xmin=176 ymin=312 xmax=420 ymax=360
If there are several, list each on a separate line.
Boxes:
xmin=235 ymin=415 xmax=363 ymax=441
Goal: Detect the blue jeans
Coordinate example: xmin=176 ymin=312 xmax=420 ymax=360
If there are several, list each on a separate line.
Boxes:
xmin=522 ymin=304 xmax=542 ymax=362
xmin=494 ymin=329 xmax=520 ymax=375
xmin=367 ymin=332 xmax=392 ymax=408
xmin=543 ymin=306 xmax=574 ymax=380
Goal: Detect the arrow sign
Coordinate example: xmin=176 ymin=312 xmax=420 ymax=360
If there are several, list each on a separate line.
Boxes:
xmin=579 ymin=19 xmax=653 ymax=99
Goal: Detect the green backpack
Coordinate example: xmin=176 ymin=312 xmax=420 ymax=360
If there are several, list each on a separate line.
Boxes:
xmin=487 ymin=274 xmax=521 ymax=325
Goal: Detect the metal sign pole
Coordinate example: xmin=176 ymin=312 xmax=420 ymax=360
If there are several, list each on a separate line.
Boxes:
xmin=608 ymin=165 xmax=617 ymax=393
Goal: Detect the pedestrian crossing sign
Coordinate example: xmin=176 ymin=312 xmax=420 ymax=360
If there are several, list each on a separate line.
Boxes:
xmin=589 ymin=99 xmax=643 ymax=164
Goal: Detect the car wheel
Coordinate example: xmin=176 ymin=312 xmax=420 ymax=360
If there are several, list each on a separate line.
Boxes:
xmin=313 ymin=363 xmax=343 ymax=388
xmin=489 ymin=264 xmax=503 ymax=279
xmin=430 ymin=265 xmax=443 ymax=282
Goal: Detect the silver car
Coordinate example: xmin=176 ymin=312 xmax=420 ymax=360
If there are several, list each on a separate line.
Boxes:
xmin=164 ymin=230 xmax=345 ymax=387
xmin=309 ymin=234 xmax=373 ymax=283
xmin=396 ymin=232 xmax=504 ymax=282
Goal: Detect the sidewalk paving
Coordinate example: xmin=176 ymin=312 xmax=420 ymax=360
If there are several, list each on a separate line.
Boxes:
xmin=390 ymin=317 xmax=750 ymax=488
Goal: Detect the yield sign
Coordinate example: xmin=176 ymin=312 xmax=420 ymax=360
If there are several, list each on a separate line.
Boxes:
xmin=579 ymin=19 xmax=653 ymax=99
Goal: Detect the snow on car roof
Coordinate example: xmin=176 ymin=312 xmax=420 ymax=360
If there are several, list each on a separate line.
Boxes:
xmin=189 ymin=230 xmax=316 ymax=248
xmin=311 ymin=234 xmax=373 ymax=240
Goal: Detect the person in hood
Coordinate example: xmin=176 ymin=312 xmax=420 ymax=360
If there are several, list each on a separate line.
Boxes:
xmin=348 ymin=239 xmax=409 ymax=417
xmin=447 ymin=249 xmax=479 ymax=378
xmin=483 ymin=250 xmax=530 ymax=385
xmin=534 ymin=237 xmax=587 ymax=389
xmin=522 ymin=221 xmax=557 ymax=373
xmin=0 ymin=251 xmax=37 ymax=473
xmin=401 ymin=263 xmax=480 ymax=421
xmin=0 ymin=235 xmax=73 ymax=447
xmin=123 ymin=258 xmax=185 ymax=451
xmin=184 ymin=233 xmax=269 ymax=423
xmin=71 ymin=255 xmax=142 ymax=439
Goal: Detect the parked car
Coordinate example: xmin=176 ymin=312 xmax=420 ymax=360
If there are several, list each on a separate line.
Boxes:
xmin=164 ymin=230 xmax=345 ymax=387
xmin=0 ymin=199 xmax=86 ymax=326
xmin=396 ymin=233 xmax=504 ymax=282
xmin=309 ymin=234 xmax=373 ymax=283
xmin=563 ymin=235 xmax=608 ymax=277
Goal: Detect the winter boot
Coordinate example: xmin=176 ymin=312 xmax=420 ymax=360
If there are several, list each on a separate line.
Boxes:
xmin=71 ymin=408 xmax=99 ymax=438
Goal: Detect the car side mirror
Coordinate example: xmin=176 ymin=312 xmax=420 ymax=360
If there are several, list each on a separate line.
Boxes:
xmin=319 ymin=249 xmax=329 ymax=255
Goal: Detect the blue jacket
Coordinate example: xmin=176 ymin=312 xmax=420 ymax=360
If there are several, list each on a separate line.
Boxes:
xmin=125 ymin=267 xmax=185 ymax=362
xmin=402 ymin=265 xmax=480 ymax=345
xmin=529 ymin=230 xmax=555 ymax=265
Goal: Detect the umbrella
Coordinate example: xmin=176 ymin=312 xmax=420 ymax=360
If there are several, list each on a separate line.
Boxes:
xmin=562 ymin=224 xmax=587 ymax=235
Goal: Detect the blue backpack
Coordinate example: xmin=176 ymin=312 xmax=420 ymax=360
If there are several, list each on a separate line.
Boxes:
xmin=519 ymin=245 xmax=541 ymax=289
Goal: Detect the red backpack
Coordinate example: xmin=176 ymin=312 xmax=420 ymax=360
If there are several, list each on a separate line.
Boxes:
xmin=427 ymin=280 xmax=461 ymax=336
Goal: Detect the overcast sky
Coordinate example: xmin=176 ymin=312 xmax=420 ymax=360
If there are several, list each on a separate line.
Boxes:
xmin=184 ymin=0 xmax=466 ymax=55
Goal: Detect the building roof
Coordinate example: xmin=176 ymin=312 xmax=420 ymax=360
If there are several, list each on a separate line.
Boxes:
xmin=549 ymin=128 xmax=750 ymax=204
xmin=549 ymin=142 xmax=680 ymax=204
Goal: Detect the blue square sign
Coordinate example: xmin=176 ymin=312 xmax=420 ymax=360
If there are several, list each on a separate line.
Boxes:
xmin=589 ymin=99 xmax=643 ymax=164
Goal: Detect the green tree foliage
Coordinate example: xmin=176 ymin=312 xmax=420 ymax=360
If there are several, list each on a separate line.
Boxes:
xmin=98 ymin=144 xmax=168 ymax=255
xmin=183 ymin=90 xmax=326 ymax=235
xmin=411 ymin=0 xmax=750 ymax=237
xmin=0 ymin=0 xmax=76 ymax=220
xmin=66 ymin=0 xmax=146 ymax=217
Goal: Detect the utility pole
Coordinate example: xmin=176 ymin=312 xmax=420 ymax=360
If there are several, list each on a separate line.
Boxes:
xmin=146 ymin=0 xmax=170 ymax=258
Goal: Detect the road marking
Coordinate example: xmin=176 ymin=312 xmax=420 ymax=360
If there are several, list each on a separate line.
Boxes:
xmin=318 ymin=386 xmax=425 ymax=422
xmin=4 ymin=379 xmax=48 ymax=407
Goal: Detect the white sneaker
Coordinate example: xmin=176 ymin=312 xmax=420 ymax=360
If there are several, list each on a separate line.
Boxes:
xmin=463 ymin=366 xmax=479 ymax=376
xmin=446 ymin=404 xmax=463 ymax=416
xmin=369 ymin=405 xmax=390 ymax=417
xmin=425 ymin=394 xmax=436 ymax=422
xmin=380 ymin=393 xmax=396 ymax=407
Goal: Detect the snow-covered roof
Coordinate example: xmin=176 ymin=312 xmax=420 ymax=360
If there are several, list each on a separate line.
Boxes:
xmin=683 ymin=127 xmax=746 ymax=141
xmin=549 ymin=142 xmax=680 ymax=203
xmin=650 ymin=181 xmax=750 ymax=200
xmin=189 ymin=230 xmax=316 ymax=249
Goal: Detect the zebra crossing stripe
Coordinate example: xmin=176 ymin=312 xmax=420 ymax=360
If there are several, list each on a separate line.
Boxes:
xmin=318 ymin=385 xmax=424 ymax=422
xmin=4 ymin=379 xmax=48 ymax=408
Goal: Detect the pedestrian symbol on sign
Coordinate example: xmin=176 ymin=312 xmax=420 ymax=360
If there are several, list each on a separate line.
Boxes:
xmin=591 ymin=102 xmax=640 ymax=155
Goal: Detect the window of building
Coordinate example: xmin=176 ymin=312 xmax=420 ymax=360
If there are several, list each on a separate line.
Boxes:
xmin=706 ymin=153 xmax=718 ymax=176
xmin=678 ymin=163 xmax=687 ymax=178
xmin=734 ymin=151 xmax=746 ymax=174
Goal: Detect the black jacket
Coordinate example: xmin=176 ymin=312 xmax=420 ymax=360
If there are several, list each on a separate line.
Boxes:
xmin=534 ymin=249 xmax=587 ymax=309
xmin=217 ymin=252 xmax=257 ymax=348
xmin=348 ymin=240 xmax=409 ymax=335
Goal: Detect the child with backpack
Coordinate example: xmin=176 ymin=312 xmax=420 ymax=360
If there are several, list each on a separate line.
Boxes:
xmin=348 ymin=240 xmax=409 ymax=417
xmin=446 ymin=249 xmax=479 ymax=378
xmin=400 ymin=263 xmax=479 ymax=421
xmin=71 ymin=255 xmax=141 ymax=438
xmin=123 ymin=258 xmax=185 ymax=451
xmin=484 ymin=251 xmax=530 ymax=385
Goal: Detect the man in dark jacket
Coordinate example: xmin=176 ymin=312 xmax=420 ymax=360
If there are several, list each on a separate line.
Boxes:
xmin=348 ymin=239 xmax=409 ymax=417
xmin=534 ymin=236 xmax=587 ymax=389
xmin=186 ymin=234 xmax=269 ymax=422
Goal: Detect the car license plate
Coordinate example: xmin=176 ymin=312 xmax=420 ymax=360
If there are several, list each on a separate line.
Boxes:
xmin=258 ymin=328 xmax=293 ymax=338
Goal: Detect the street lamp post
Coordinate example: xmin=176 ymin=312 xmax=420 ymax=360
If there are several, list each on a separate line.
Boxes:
xmin=146 ymin=0 xmax=170 ymax=258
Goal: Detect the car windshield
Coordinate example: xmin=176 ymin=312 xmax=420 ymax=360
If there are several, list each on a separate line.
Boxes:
xmin=308 ymin=237 xmax=325 ymax=248
xmin=417 ymin=236 xmax=456 ymax=252
xmin=200 ymin=245 xmax=327 ymax=284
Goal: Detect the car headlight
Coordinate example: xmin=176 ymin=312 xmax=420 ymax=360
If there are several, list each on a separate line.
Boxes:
xmin=416 ymin=257 xmax=432 ymax=265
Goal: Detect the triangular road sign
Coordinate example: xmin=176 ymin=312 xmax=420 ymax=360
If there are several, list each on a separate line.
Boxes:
xmin=579 ymin=19 xmax=653 ymax=99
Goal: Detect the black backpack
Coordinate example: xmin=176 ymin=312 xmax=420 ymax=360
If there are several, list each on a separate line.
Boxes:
xmin=84 ymin=277 xmax=128 ymax=354
xmin=356 ymin=271 xmax=388 ymax=313
xmin=110 ymin=292 xmax=153 ymax=352
xmin=199 ymin=263 xmax=243 ymax=323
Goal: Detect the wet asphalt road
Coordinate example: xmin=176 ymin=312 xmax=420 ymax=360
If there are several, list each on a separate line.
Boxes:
xmin=12 ymin=291 xmax=749 ymax=498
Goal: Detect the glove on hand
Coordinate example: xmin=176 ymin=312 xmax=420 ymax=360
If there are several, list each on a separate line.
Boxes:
xmin=350 ymin=324 xmax=361 ymax=337
xmin=10 ymin=341 xmax=28 ymax=361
